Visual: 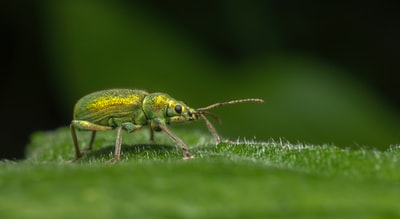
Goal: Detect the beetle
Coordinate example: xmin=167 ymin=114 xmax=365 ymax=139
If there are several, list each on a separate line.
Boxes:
xmin=70 ymin=88 xmax=264 ymax=162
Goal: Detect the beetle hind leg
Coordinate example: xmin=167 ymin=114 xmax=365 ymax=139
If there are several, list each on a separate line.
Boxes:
xmin=70 ymin=123 xmax=82 ymax=160
xmin=70 ymin=120 xmax=113 ymax=160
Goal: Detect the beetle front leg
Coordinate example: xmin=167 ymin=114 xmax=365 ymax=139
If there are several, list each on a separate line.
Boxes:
xmin=198 ymin=113 xmax=222 ymax=144
xmin=152 ymin=120 xmax=193 ymax=160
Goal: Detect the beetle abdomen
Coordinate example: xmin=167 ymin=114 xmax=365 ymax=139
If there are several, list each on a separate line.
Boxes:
xmin=73 ymin=89 xmax=149 ymax=126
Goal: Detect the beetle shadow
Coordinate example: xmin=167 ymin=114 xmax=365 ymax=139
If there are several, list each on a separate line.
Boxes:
xmin=83 ymin=144 xmax=177 ymax=160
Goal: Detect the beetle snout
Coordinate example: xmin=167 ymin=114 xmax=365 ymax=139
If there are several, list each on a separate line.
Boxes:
xmin=187 ymin=114 xmax=195 ymax=121
xmin=188 ymin=110 xmax=199 ymax=121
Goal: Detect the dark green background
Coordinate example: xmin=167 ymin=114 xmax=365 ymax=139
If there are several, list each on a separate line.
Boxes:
xmin=3 ymin=0 xmax=400 ymax=159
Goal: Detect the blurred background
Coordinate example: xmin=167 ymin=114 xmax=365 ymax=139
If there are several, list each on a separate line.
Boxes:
xmin=2 ymin=0 xmax=400 ymax=159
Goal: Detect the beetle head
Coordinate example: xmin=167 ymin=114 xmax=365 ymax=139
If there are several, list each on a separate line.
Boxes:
xmin=165 ymin=100 xmax=197 ymax=124
xmin=143 ymin=93 xmax=197 ymax=124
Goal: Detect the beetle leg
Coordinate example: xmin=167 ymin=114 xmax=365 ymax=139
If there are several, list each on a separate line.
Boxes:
xmin=71 ymin=120 xmax=114 ymax=131
xmin=109 ymin=124 xmax=124 ymax=163
xmin=85 ymin=131 xmax=96 ymax=152
xmin=149 ymin=128 xmax=155 ymax=144
xmin=70 ymin=120 xmax=113 ymax=160
xmin=156 ymin=122 xmax=193 ymax=160
xmin=70 ymin=124 xmax=82 ymax=159
xmin=109 ymin=122 xmax=142 ymax=163
xmin=198 ymin=113 xmax=222 ymax=144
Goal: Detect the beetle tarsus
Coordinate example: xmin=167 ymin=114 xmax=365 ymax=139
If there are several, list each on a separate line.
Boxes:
xmin=183 ymin=151 xmax=194 ymax=160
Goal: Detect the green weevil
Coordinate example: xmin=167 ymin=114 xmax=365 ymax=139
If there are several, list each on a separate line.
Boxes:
xmin=70 ymin=88 xmax=264 ymax=162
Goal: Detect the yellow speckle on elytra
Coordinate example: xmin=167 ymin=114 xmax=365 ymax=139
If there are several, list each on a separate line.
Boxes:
xmin=86 ymin=95 xmax=140 ymax=111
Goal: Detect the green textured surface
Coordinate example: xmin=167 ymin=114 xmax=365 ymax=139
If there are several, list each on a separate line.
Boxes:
xmin=1 ymin=127 xmax=400 ymax=218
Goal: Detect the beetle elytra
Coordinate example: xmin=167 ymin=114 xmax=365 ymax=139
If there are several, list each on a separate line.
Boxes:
xmin=70 ymin=89 xmax=264 ymax=162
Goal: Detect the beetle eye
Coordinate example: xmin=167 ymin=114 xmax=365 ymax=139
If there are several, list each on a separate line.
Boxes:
xmin=174 ymin=105 xmax=182 ymax=114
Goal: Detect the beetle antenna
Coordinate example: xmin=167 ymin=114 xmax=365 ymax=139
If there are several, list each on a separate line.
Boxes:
xmin=196 ymin=98 xmax=264 ymax=111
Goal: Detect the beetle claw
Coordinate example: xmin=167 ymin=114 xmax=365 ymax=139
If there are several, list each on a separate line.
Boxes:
xmin=108 ymin=157 xmax=119 ymax=164
xmin=183 ymin=155 xmax=194 ymax=160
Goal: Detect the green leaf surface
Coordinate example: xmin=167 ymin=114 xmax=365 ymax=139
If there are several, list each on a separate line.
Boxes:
xmin=1 ymin=127 xmax=400 ymax=219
